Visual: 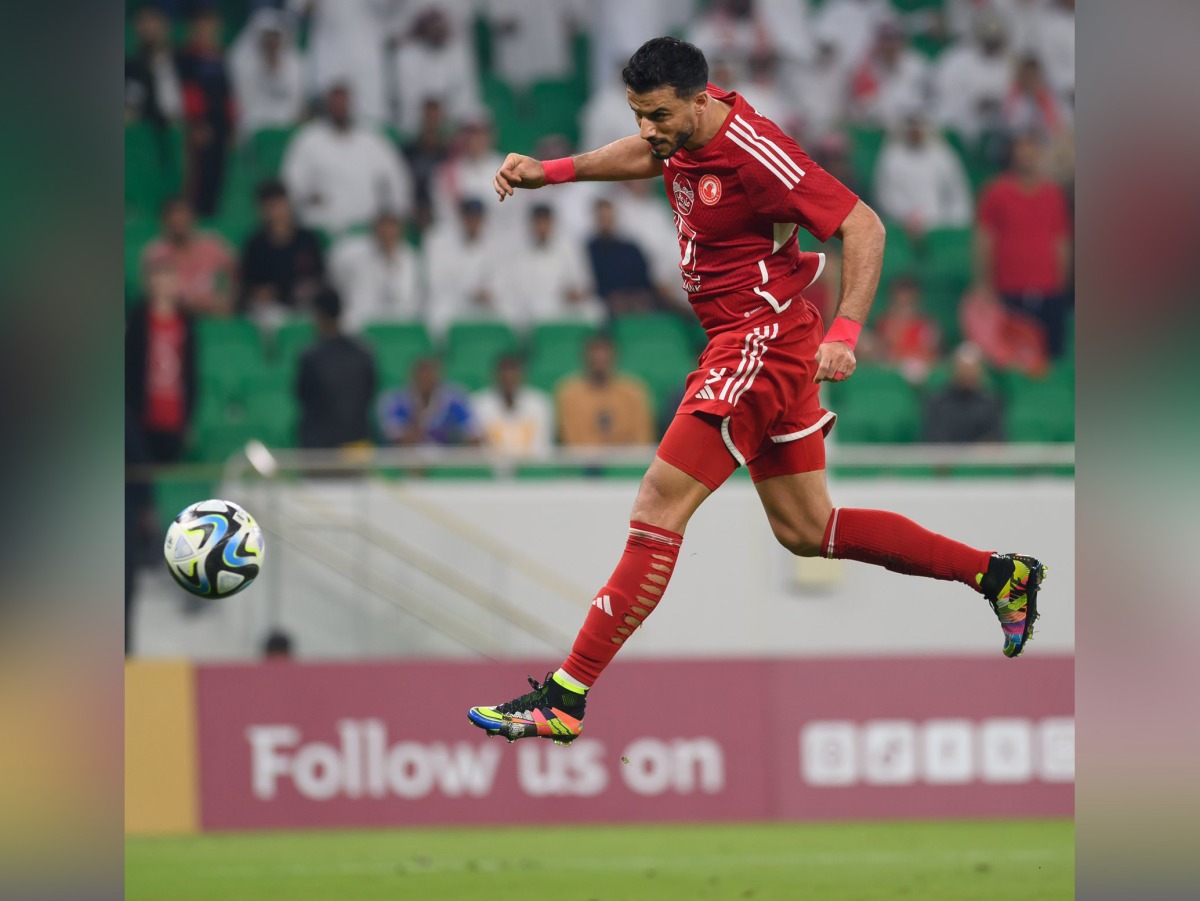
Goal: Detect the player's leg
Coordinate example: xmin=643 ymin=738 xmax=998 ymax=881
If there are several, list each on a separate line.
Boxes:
xmin=467 ymin=412 xmax=735 ymax=743
xmin=749 ymin=432 xmax=1046 ymax=658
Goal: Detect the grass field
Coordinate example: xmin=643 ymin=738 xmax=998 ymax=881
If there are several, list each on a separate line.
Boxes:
xmin=127 ymin=818 xmax=1073 ymax=900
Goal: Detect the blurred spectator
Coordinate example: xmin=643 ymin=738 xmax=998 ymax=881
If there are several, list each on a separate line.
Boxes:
xmin=329 ymin=212 xmax=423 ymax=333
xmin=125 ymin=5 xmax=183 ymax=128
xmin=609 ymin=180 xmax=690 ymax=309
xmin=849 ymin=19 xmax=931 ymax=129
xmin=229 ymin=7 xmax=304 ymax=139
xmin=431 ymin=117 xmax=508 ymax=233
xmin=934 ymin=10 xmax=1013 ymax=144
xmin=391 ymin=8 xmax=483 ymax=138
xmin=378 ymin=356 xmax=480 ymax=447
xmin=922 ymin=343 xmax=1005 ymax=443
xmin=290 ymin=0 xmax=392 ymax=125
xmin=1003 ymin=54 xmax=1069 ymax=138
xmin=581 ymin=63 xmax=640 ymax=152
xmin=239 ymin=179 xmax=326 ymax=322
xmin=586 ymin=198 xmax=658 ymax=317
xmin=125 ymin=256 xmax=197 ymax=464
xmin=501 ymin=204 xmax=603 ymax=331
xmin=813 ymin=0 xmax=895 ymax=73
xmin=176 ymin=7 xmax=234 ymax=217
xmin=557 ymin=334 xmax=654 ymax=446
xmin=811 ymin=132 xmax=865 ymax=202
xmin=282 ymin=83 xmax=413 ymax=234
xmin=472 ymin=354 xmax=555 ymax=458
xmin=400 ymin=99 xmax=454 ymax=233
xmin=1030 ymin=0 xmax=1074 ymax=102
xmin=142 ymin=196 xmax=237 ymax=316
xmin=960 ymin=284 xmax=1049 ymax=377
xmin=262 ymin=629 xmax=294 ymax=659
xmin=424 ymin=197 xmax=505 ymax=336
xmin=792 ymin=38 xmax=850 ymax=144
xmin=486 ymin=0 xmax=580 ymax=91
xmin=588 ymin=0 xmax=696 ymax=94
xmin=976 ymin=132 xmax=1072 ymax=357
xmin=742 ymin=51 xmax=804 ymax=136
xmin=868 ymin=275 xmax=941 ymax=385
xmin=296 ymin=288 xmax=377 ymax=449
xmin=687 ymin=0 xmax=775 ymax=80
xmin=874 ymin=112 xmax=973 ymax=235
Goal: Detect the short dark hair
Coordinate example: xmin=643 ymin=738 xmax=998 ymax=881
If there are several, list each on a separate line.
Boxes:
xmin=314 ymin=287 xmax=342 ymax=321
xmin=623 ymin=37 xmax=708 ymax=98
xmin=256 ymin=179 xmax=288 ymax=204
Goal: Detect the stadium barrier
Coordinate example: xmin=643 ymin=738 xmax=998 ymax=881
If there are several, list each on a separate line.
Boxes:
xmin=126 ymin=655 xmax=1072 ymax=834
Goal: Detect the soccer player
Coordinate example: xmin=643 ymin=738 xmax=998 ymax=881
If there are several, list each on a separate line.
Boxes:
xmin=467 ymin=37 xmax=1046 ymax=745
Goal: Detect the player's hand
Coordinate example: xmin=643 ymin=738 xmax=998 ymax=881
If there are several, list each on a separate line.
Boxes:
xmin=813 ymin=340 xmax=857 ymax=383
xmin=493 ymin=153 xmax=546 ymax=201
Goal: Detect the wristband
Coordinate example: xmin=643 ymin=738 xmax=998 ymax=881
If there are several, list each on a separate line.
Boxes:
xmin=822 ymin=316 xmax=862 ymax=350
xmin=542 ymin=157 xmax=576 ymax=185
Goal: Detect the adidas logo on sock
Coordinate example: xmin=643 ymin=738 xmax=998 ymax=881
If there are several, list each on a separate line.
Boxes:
xmin=591 ymin=595 xmax=613 ymax=616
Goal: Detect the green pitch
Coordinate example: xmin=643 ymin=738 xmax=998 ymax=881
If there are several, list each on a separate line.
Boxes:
xmin=127 ymin=819 xmax=1073 ymax=900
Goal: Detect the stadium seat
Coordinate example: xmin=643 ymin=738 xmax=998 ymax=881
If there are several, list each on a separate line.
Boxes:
xmin=362 ymin=322 xmax=433 ymax=390
xmin=249 ymin=126 xmax=298 ymax=178
xmin=443 ymin=321 xmax=520 ymax=391
xmin=998 ymin=368 xmax=1075 ymax=442
xmin=612 ymin=313 xmax=694 ymax=359
xmin=526 ymin=321 xmax=602 ymax=391
xmin=921 ymin=228 xmax=974 ymax=292
xmin=125 ymin=122 xmax=183 ymax=219
xmin=847 ymin=126 xmax=886 ymax=201
xmin=195 ymin=318 xmax=266 ymax=406
xmin=271 ymin=319 xmax=318 ymax=375
xmin=832 ymin=364 xmax=921 ymax=443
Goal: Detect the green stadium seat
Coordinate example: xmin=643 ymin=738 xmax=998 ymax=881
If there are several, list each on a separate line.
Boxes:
xmin=249 ymin=126 xmax=298 ymax=178
xmin=612 ymin=313 xmax=693 ymax=359
xmin=362 ymin=322 xmax=433 ymax=389
xmin=832 ymin=364 xmax=921 ymax=443
xmin=999 ymin=369 xmax=1075 ymax=442
xmin=621 ymin=348 xmax=695 ymax=420
xmin=242 ymin=377 xmax=299 ymax=448
xmin=847 ymin=126 xmax=886 ymax=202
xmin=125 ymin=122 xmax=183 ymax=219
xmin=920 ymin=228 xmax=974 ymax=292
xmin=525 ymin=321 xmax=600 ymax=391
xmin=443 ymin=321 xmax=520 ymax=391
xmin=271 ymin=319 xmax=317 ymax=375
xmin=194 ymin=318 xmax=266 ymax=406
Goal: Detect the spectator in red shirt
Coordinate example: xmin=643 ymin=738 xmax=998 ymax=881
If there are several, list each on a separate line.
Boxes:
xmin=868 ymin=275 xmax=941 ymax=385
xmin=975 ymin=131 xmax=1072 ymax=357
xmin=142 ymin=196 xmax=238 ymax=316
xmin=125 ymin=256 xmax=197 ymax=463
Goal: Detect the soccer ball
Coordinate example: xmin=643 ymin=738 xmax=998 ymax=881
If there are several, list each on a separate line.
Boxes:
xmin=163 ymin=499 xmax=264 ymax=598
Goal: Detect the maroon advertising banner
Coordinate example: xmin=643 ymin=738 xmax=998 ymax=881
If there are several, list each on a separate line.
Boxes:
xmin=195 ymin=657 xmax=1073 ymax=831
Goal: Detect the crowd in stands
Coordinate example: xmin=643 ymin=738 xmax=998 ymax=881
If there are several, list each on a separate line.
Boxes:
xmin=125 ymin=0 xmax=1074 ymax=464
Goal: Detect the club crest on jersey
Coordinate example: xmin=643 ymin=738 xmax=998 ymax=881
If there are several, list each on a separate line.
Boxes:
xmin=672 ymin=174 xmax=694 ymax=215
xmin=699 ymin=175 xmax=722 ymax=205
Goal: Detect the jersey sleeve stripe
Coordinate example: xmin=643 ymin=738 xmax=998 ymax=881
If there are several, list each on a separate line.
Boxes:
xmin=732 ymin=115 xmax=807 ymax=179
xmin=727 ymin=130 xmax=798 ymax=189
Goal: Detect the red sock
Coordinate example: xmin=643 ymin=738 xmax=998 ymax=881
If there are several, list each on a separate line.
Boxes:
xmin=561 ymin=521 xmax=682 ymax=687
xmin=822 ymin=508 xmax=993 ymax=590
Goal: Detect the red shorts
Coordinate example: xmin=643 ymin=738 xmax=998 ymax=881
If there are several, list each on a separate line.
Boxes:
xmin=668 ymin=299 xmax=836 ymax=484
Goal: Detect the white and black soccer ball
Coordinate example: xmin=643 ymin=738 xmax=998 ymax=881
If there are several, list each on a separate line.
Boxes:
xmin=163 ymin=499 xmax=264 ymax=598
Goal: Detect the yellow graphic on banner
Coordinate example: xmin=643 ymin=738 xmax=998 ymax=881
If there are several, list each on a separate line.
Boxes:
xmin=125 ymin=659 xmax=198 ymax=834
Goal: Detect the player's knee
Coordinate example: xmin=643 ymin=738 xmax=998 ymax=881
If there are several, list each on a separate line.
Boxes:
xmin=771 ymin=518 xmax=826 ymax=557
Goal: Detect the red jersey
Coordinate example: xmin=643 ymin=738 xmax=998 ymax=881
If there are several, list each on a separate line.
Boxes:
xmin=661 ymin=84 xmax=859 ymax=335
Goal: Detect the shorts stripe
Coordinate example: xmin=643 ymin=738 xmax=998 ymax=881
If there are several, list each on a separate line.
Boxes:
xmin=718 ymin=331 xmax=756 ymax=401
xmin=724 ymin=327 xmax=769 ymax=403
xmin=730 ymin=323 xmax=778 ymax=406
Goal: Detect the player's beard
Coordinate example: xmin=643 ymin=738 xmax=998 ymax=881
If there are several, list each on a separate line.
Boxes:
xmin=650 ymin=126 xmax=694 ymax=160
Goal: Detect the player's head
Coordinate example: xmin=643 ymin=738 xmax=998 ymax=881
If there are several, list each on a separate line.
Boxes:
xmin=623 ymin=37 xmax=710 ymax=160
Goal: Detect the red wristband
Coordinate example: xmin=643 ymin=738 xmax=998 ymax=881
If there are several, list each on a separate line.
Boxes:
xmin=822 ymin=316 xmax=862 ymax=350
xmin=542 ymin=157 xmax=576 ymax=185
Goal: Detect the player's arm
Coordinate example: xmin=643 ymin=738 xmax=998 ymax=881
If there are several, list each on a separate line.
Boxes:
xmin=814 ymin=200 xmax=886 ymax=383
xmin=493 ymin=136 xmax=663 ymax=201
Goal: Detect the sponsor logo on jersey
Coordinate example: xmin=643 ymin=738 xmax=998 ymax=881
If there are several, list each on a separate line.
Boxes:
xmin=672 ymin=174 xmax=694 ymax=215
xmin=699 ymin=175 xmax=722 ymax=205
